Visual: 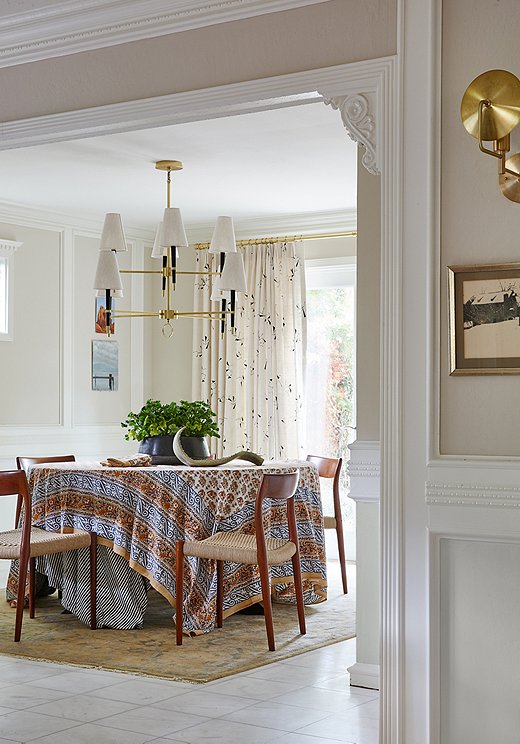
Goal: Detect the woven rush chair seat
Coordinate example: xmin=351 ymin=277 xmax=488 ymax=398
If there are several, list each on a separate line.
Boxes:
xmin=0 ymin=527 xmax=91 ymax=560
xmin=0 ymin=469 xmax=97 ymax=642
xmin=183 ymin=531 xmax=297 ymax=565
xmin=306 ymin=455 xmax=348 ymax=594
xmin=176 ymin=471 xmax=306 ymax=651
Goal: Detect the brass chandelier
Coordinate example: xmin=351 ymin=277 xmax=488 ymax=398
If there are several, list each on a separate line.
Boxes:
xmin=93 ymin=160 xmax=246 ymax=338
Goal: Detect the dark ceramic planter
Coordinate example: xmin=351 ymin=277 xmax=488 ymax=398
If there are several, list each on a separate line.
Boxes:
xmin=138 ymin=435 xmax=210 ymax=465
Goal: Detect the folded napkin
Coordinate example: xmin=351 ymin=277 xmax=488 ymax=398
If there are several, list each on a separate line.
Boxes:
xmin=101 ymin=454 xmax=153 ymax=468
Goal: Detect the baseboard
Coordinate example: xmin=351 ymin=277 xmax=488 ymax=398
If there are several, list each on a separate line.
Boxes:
xmin=347 ymin=662 xmax=380 ymax=690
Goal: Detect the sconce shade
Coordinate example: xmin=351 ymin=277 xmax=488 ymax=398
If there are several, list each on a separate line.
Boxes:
xmin=461 ymin=69 xmax=520 ymax=141
xmin=161 ymin=208 xmax=188 ymax=248
xmin=100 ymin=213 xmax=127 ymax=252
xmin=93 ymin=249 xmax=123 ymax=291
xmin=209 ymin=216 xmax=237 ymax=254
xmin=219 ymin=251 xmax=247 ymax=292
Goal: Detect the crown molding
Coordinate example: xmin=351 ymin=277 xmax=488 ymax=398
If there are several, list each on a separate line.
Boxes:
xmin=186 ymin=208 xmax=357 ymax=242
xmin=0 ymin=0 xmax=331 ymax=69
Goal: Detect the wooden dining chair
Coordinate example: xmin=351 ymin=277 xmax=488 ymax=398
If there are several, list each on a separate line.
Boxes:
xmin=306 ymin=455 xmax=348 ymax=594
xmin=176 ymin=471 xmax=306 ymax=651
xmin=16 ymin=455 xmax=75 ymax=529
xmin=0 ymin=469 xmax=97 ymax=641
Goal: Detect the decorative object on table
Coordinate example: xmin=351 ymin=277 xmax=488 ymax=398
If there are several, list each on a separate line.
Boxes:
xmin=306 ymin=455 xmax=348 ymax=594
xmin=173 ymin=427 xmax=263 ymax=467
xmin=91 ymin=339 xmax=118 ymax=391
xmin=93 ymin=160 xmax=247 ymax=339
xmin=121 ymin=398 xmax=220 ymax=465
xmin=101 ymin=454 xmax=152 ymax=467
xmin=461 ymin=69 xmax=520 ymax=202
xmin=448 ymin=262 xmax=520 ymax=375
xmin=95 ymin=295 xmax=115 ymax=335
xmin=176 ymin=471 xmax=305 ymax=651
xmin=0 ymin=469 xmax=97 ymax=641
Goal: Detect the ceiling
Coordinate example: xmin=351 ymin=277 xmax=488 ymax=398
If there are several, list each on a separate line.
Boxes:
xmin=0 ymin=101 xmax=357 ymax=236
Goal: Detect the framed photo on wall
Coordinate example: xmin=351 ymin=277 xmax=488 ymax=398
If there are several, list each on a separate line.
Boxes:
xmin=92 ymin=339 xmax=118 ymax=391
xmin=448 ymin=262 xmax=520 ymax=375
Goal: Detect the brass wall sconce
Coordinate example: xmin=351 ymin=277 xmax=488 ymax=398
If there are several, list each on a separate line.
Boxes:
xmin=461 ymin=69 xmax=520 ymax=202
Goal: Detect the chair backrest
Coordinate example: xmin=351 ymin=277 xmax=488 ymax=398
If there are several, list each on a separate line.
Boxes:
xmin=306 ymin=454 xmax=341 ymax=482
xmin=16 ymin=455 xmax=76 ymax=473
xmin=0 ymin=470 xmax=32 ymax=536
xmin=254 ymin=472 xmax=300 ymax=556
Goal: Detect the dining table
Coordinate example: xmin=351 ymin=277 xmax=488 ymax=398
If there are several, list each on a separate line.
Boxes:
xmin=6 ymin=460 xmax=327 ymax=634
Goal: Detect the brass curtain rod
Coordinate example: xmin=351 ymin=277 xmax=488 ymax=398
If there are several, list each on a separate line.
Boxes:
xmin=193 ymin=230 xmax=357 ymax=250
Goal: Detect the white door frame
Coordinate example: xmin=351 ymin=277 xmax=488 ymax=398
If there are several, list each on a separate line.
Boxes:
xmin=0 ymin=55 xmax=403 ymax=742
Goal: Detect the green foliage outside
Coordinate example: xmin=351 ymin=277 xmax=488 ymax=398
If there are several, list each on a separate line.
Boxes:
xmin=122 ymin=399 xmax=220 ymax=441
xmin=306 ymin=287 xmax=355 ymax=522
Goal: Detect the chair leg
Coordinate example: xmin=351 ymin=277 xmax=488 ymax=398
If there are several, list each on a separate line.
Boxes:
xmin=216 ymin=560 xmax=223 ymax=629
xmin=29 ymin=558 xmax=36 ymax=618
xmin=291 ymin=552 xmax=307 ymax=636
xmin=14 ymin=558 xmax=28 ymax=642
xmin=176 ymin=541 xmax=184 ymax=646
xmin=89 ymin=533 xmax=97 ymax=630
xmin=335 ymin=523 xmax=348 ymax=594
xmin=258 ymin=558 xmax=275 ymax=651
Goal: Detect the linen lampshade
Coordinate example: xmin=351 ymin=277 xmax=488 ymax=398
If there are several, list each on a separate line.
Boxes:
xmin=151 ymin=222 xmax=180 ymax=259
xmin=210 ymin=277 xmax=231 ymax=302
xmin=161 ymin=208 xmax=188 ymax=248
xmin=100 ymin=213 xmax=127 ymax=252
xmin=93 ymin=249 xmax=123 ymax=292
xmin=219 ymin=252 xmax=247 ymax=292
xmin=209 ymin=216 xmax=237 ymax=254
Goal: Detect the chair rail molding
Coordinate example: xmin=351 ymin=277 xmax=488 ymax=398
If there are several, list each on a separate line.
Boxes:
xmin=0 ymin=55 xmax=402 ymax=742
xmin=347 ymin=440 xmax=381 ymax=503
xmin=0 ymin=0 xmax=330 ymax=68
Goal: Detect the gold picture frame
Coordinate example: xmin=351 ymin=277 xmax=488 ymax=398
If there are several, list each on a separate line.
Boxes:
xmin=448 ymin=262 xmax=520 ymax=375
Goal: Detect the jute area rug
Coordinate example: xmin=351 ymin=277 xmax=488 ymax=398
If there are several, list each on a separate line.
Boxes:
xmin=0 ymin=563 xmax=355 ymax=683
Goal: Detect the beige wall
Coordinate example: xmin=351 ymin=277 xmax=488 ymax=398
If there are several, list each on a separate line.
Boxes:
xmin=0 ymin=223 xmax=61 ymax=425
xmin=304 ymin=235 xmax=356 ymax=260
xmin=356 ymin=149 xmax=381 ymax=442
xmin=0 ymin=0 xmax=396 ymax=122
xmin=440 ymin=0 xmax=520 ymax=456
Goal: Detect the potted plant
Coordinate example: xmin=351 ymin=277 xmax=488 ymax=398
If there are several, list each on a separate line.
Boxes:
xmin=121 ymin=399 xmax=219 ymax=464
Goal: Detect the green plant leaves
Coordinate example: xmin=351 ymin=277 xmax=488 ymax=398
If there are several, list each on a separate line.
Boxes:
xmin=121 ymin=399 xmax=220 ymax=441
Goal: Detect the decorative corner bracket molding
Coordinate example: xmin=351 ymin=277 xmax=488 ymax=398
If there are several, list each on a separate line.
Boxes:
xmin=322 ymin=93 xmax=379 ymax=175
xmin=347 ymin=440 xmax=381 ymax=503
xmin=0 ymin=239 xmax=22 ymax=255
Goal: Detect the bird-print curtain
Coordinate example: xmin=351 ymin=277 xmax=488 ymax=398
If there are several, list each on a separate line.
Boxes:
xmin=192 ymin=241 xmax=306 ymax=460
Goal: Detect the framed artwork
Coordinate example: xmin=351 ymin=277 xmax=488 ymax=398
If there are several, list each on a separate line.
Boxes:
xmin=448 ymin=262 xmax=520 ymax=375
xmin=95 ymin=295 xmax=115 ymax=335
xmin=92 ymin=339 xmax=118 ymax=391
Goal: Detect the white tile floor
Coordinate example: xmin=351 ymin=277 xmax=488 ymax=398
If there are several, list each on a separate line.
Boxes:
xmin=0 ymin=563 xmax=378 ymax=743
xmin=0 ymin=638 xmax=379 ymax=743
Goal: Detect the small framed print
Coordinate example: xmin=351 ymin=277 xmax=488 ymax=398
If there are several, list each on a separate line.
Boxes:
xmin=448 ymin=262 xmax=520 ymax=375
xmin=92 ymin=339 xmax=118 ymax=391
xmin=95 ymin=295 xmax=115 ymax=335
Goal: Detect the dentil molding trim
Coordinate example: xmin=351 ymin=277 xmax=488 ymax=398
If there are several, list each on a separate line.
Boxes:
xmin=0 ymin=240 xmax=22 ymax=255
xmin=0 ymin=0 xmax=330 ymax=68
xmin=347 ymin=440 xmax=381 ymax=503
xmin=426 ymin=482 xmax=520 ymax=509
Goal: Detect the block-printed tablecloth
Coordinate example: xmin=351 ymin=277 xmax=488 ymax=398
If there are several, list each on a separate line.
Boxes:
xmin=7 ymin=461 xmax=326 ymax=633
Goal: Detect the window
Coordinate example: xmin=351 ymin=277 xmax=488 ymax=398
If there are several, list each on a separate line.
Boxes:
xmin=0 ymin=240 xmax=22 ymax=341
xmin=305 ymin=257 xmax=356 ymax=558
